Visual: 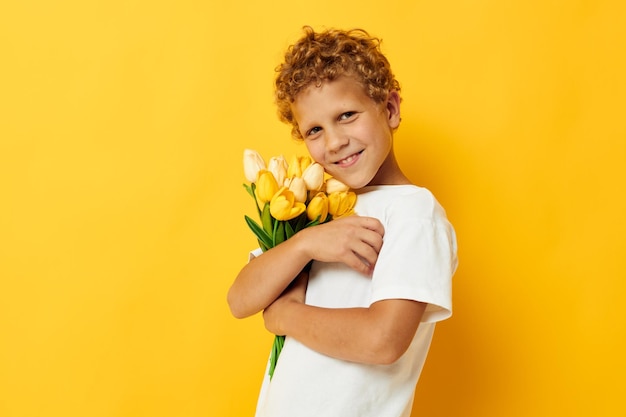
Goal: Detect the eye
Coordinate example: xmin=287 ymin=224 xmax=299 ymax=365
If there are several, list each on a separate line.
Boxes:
xmin=306 ymin=126 xmax=322 ymax=137
xmin=339 ymin=112 xmax=356 ymax=121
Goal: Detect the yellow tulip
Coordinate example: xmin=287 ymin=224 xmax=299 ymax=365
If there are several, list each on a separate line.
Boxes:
xmin=300 ymin=155 xmax=313 ymax=172
xmin=243 ymin=149 xmax=266 ymax=183
xmin=287 ymin=155 xmax=302 ymax=178
xmin=287 ymin=155 xmax=313 ymax=178
xmin=255 ymin=170 xmax=279 ymax=204
xmin=302 ymin=162 xmax=324 ymax=191
xmin=328 ymin=190 xmax=357 ymax=219
xmin=268 ymin=155 xmax=288 ymax=187
xmin=286 ymin=176 xmax=307 ymax=203
xmin=325 ymin=177 xmax=350 ymax=194
xmin=270 ymin=186 xmax=306 ymax=221
xmin=307 ymin=192 xmax=329 ymax=222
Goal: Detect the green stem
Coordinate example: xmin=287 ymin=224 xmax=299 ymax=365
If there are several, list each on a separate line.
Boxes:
xmin=268 ymin=334 xmax=285 ymax=380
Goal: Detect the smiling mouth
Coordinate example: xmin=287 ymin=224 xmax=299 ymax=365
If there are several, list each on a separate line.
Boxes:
xmin=335 ymin=150 xmax=363 ymax=166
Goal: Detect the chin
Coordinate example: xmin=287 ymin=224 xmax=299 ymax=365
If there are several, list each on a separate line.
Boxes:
xmin=327 ymin=170 xmax=374 ymax=190
xmin=346 ymin=177 xmax=375 ymax=190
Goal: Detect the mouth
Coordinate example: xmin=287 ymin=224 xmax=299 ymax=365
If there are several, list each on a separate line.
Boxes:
xmin=334 ymin=150 xmax=363 ymax=167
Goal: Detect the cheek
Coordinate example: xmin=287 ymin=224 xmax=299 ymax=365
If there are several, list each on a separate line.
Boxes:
xmin=304 ymin=142 xmax=324 ymax=163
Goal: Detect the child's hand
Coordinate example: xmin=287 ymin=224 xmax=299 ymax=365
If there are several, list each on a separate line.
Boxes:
xmin=298 ymin=216 xmax=384 ymax=276
xmin=263 ymin=270 xmax=308 ymax=336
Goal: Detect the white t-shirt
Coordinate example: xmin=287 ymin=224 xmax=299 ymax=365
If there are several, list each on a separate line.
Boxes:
xmin=254 ymin=185 xmax=458 ymax=417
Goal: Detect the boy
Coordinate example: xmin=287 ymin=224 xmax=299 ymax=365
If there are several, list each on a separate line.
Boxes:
xmin=228 ymin=26 xmax=458 ymax=417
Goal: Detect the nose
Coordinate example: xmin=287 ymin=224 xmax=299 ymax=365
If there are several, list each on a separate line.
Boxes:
xmin=325 ymin=127 xmax=349 ymax=153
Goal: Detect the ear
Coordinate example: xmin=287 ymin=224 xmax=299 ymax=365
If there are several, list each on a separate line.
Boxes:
xmin=385 ymin=90 xmax=401 ymax=129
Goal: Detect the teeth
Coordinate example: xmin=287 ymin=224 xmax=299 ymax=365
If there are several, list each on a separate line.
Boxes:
xmin=338 ymin=153 xmax=358 ymax=164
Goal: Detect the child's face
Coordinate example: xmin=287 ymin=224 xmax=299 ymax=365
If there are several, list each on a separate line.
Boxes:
xmin=291 ymin=76 xmax=402 ymax=189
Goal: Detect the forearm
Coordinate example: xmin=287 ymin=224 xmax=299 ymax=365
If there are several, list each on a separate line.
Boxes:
xmin=281 ymin=304 xmax=386 ymax=364
xmin=267 ymin=298 xmax=426 ymax=365
xmin=229 ymin=215 xmax=386 ymax=319
xmin=227 ymin=233 xmax=312 ymax=318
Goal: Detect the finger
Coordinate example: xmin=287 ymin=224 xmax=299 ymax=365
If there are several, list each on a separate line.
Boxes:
xmin=359 ymin=216 xmax=385 ymax=236
xmin=351 ymin=241 xmax=380 ymax=270
xmin=343 ymin=253 xmax=372 ymax=275
xmin=359 ymin=229 xmax=384 ymax=254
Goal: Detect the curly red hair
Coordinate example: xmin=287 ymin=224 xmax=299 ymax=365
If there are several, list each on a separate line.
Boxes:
xmin=275 ymin=26 xmax=401 ymax=139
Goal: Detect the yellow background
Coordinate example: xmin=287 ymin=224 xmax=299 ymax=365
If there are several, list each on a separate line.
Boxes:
xmin=1 ymin=1 xmax=624 ymax=416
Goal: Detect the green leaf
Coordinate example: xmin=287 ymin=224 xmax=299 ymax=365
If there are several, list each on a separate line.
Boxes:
xmin=305 ymin=218 xmax=321 ymax=228
xmin=285 ymin=220 xmax=296 ymax=239
xmin=244 ymin=215 xmax=273 ymax=249
xmin=293 ymin=212 xmax=308 ymax=232
xmin=244 ymin=183 xmax=263 ymax=217
xmin=273 ymin=221 xmax=286 ymax=246
xmin=243 ymin=183 xmax=255 ymax=198
xmin=261 ymin=203 xmax=273 ymax=235
xmin=305 ymin=212 xmax=332 ymax=228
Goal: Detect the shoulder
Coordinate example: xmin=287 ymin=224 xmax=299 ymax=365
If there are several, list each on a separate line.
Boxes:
xmin=356 ymin=185 xmax=448 ymax=223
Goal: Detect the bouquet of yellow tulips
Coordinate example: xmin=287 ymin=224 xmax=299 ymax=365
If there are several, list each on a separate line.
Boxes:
xmin=242 ymin=149 xmax=357 ymax=378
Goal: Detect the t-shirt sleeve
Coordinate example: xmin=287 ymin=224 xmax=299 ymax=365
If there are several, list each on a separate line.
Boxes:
xmin=249 ymin=247 xmax=263 ymax=262
xmin=369 ymin=191 xmax=458 ymax=323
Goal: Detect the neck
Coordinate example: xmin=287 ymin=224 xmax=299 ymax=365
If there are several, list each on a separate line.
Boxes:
xmin=368 ymin=151 xmax=412 ymax=186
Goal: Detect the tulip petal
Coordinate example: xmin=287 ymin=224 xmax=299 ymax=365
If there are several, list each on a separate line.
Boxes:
xmin=302 ymin=163 xmax=325 ymax=191
xmin=243 ymin=149 xmax=266 ymax=183
xmin=325 ymin=178 xmax=350 ymax=193
xmin=256 ymin=170 xmax=280 ymax=203
xmin=268 ymin=155 xmax=288 ymax=186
